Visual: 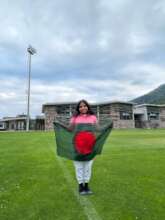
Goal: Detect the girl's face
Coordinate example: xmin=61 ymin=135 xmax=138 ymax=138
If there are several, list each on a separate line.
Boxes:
xmin=79 ymin=102 xmax=88 ymax=114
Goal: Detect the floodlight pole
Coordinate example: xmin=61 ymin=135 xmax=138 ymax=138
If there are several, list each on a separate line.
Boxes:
xmin=26 ymin=45 xmax=36 ymax=131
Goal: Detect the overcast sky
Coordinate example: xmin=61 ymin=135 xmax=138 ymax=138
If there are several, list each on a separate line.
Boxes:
xmin=0 ymin=0 xmax=165 ymax=118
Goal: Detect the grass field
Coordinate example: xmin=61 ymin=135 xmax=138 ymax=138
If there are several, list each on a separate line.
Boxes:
xmin=0 ymin=129 xmax=165 ymax=220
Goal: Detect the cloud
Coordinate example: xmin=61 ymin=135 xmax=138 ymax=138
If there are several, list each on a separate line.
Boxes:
xmin=0 ymin=73 xmax=158 ymax=118
xmin=121 ymin=62 xmax=165 ymax=87
xmin=0 ymin=0 xmax=165 ymax=117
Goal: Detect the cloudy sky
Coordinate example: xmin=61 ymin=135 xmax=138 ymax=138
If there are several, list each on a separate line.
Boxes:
xmin=0 ymin=0 xmax=165 ymax=118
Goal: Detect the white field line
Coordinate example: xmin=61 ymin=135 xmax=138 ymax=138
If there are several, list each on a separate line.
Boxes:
xmin=56 ymin=156 xmax=102 ymax=220
xmin=47 ymin=136 xmax=102 ymax=220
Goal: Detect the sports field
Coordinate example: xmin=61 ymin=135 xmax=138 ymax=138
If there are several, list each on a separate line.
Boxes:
xmin=0 ymin=129 xmax=165 ymax=220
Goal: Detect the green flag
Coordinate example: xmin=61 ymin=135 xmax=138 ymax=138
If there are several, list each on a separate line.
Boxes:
xmin=53 ymin=119 xmax=113 ymax=161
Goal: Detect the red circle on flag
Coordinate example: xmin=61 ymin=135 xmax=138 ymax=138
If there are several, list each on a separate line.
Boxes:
xmin=74 ymin=131 xmax=96 ymax=155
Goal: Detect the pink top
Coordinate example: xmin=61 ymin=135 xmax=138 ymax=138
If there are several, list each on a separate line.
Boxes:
xmin=70 ymin=114 xmax=97 ymax=125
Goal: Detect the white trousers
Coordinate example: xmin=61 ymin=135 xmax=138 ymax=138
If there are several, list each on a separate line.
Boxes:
xmin=73 ymin=160 xmax=93 ymax=184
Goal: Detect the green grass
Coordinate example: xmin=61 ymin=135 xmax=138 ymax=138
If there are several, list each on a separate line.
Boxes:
xmin=0 ymin=129 xmax=165 ymax=220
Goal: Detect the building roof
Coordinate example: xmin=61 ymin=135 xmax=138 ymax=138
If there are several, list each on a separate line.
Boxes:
xmin=0 ymin=115 xmax=45 ymax=122
xmin=0 ymin=117 xmax=27 ymax=122
xmin=42 ymin=100 xmax=135 ymax=112
xmin=94 ymin=100 xmax=135 ymax=106
xmin=134 ymin=103 xmax=165 ymax=108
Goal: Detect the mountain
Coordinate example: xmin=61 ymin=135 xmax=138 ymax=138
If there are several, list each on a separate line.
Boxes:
xmin=131 ymin=84 xmax=165 ymax=104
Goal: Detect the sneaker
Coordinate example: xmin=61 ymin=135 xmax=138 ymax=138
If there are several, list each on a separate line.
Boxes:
xmin=84 ymin=183 xmax=93 ymax=195
xmin=79 ymin=191 xmax=87 ymax=195
xmin=79 ymin=183 xmax=86 ymax=195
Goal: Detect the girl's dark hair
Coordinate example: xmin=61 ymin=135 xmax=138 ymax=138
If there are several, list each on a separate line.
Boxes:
xmin=73 ymin=99 xmax=95 ymax=116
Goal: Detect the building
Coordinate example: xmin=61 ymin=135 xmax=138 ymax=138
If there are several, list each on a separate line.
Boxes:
xmin=134 ymin=104 xmax=165 ymax=128
xmin=0 ymin=114 xmax=45 ymax=131
xmin=42 ymin=101 xmax=135 ymax=130
xmin=2 ymin=102 xmax=165 ymax=131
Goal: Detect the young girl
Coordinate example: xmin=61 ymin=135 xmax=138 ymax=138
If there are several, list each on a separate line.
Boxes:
xmin=69 ymin=99 xmax=97 ymax=195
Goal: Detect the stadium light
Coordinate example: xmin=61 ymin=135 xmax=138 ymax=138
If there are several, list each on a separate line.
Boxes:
xmin=26 ymin=45 xmax=37 ymax=131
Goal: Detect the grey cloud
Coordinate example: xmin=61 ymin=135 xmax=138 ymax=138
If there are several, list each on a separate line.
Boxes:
xmin=0 ymin=0 xmax=165 ymax=117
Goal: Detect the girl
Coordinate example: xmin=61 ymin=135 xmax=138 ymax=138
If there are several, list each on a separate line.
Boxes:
xmin=69 ymin=99 xmax=97 ymax=195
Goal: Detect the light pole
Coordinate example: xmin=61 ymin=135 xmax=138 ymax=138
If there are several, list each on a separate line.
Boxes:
xmin=26 ymin=45 xmax=37 ymax=131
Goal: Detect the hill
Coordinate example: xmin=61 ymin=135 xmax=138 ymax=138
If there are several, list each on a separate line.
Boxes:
xmin=131 ymin=84 xmax=165 ymax=104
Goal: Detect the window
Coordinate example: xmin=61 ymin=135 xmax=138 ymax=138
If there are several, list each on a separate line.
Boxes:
xmin=120 ymin=111 xmax=132 ymax=120
xmin=148 ymin=112 xmax=159 ymax=120
xmin=0 ymin=123 xmax=4 ymax=128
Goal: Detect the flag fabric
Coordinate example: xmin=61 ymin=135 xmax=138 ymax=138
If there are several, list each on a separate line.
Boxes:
xmin=53 ymin=119 xmax=113 ymax=161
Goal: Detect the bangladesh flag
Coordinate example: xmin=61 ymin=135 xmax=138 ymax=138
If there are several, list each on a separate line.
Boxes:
xmin=53 ymin=119 xmax=113 ymax=161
